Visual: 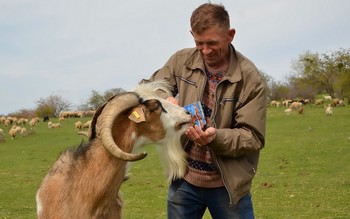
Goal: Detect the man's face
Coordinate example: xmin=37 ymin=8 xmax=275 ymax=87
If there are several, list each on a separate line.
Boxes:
xmin=191 ymin=25 xmax=235 ymax=68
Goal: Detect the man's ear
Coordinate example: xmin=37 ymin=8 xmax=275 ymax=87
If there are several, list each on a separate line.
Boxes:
xmin=228 ymin=28 xmax=236 ymax=42
xmin=128 ymin=107 xmax=146 ymax=123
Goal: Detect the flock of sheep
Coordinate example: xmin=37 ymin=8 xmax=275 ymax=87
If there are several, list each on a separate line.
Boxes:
xmin=0 ymin=111 xmax=94 ymax=141
xmin=269 ymin=95 xmax=346 ymax=115
xmin=0 ymin=116 xmax=40 ymax=140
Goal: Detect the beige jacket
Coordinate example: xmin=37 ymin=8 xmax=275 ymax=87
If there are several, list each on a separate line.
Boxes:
xmin=145 ymin=45 xmax=267 ymax=205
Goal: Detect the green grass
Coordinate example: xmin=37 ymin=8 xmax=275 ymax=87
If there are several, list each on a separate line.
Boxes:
xmin=0 ymin=106 xmax=349 ymax=219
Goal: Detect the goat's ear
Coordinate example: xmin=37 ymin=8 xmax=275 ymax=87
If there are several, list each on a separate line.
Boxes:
xmin=128 ymin=107 xmax=146 ymax=123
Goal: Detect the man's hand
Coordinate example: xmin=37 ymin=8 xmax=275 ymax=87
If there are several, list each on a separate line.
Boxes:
xmin=166 ymin=96 xmax=179 ymax=105
xmin=185 ymin=126 xmax=216 ymax=146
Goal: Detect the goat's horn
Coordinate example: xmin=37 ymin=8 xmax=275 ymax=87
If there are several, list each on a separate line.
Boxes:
xmin=98 ymin=92 xmax=147 ymax=161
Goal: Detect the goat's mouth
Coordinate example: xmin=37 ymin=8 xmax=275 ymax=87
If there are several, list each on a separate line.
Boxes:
xmin=175 ymin=120 xmax=192 ymax=131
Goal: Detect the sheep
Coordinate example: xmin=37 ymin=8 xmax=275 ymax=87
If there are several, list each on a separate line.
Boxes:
xmin=83 ymin=120 xmax=92 ymax=129
xmin=323 ymin=95 xmax=332 ymax=100
xmin=20 ymin=127 xmax=27 ymax=135
xmin=331 ymin=98 xmax=340 ymax=107
xmin=325 ymin=105 xmax=333 ymax=115
xmin=15 ymin=126 xmax=22 ymax=133
xmin=48 ymin=121 xmax=61 ymax=129
xmin=338 ymin=99 xmax=345 ymax=106
xmin=8 ymin=127 xmax=17 ymax=139
xmin=17 ymin=118 xmax=27 ymax=125
xmin=284 ymin=108 xmax=292 ymax=115
xmin=43 ymin=116 xmax=50 ymax=122
xmin=289 ymin=101 xmax=304 ymax=114
xmin=0 ymin=128 xmax=4 ymax=142
xmin=29 ymin=117 xmax=40 ymax=130
xmin=74 ymin=121 xmax=83 ymax=130
xmin=49 ymin=122 xmax=61 ymax=128
xmin=36 ymin=80 xmax=193 ymax=219
xmin=4 ymin=119 xmax=11 ymax=128
xmin=282 ymin=99 xmax=292 ymax=107
xmin=270 ymin=100 xmax=277 ymax=107
xmin=0 ymin=116 xmax=6 ymax=124
xmin=315 ymin=99 xmax=324 ymax=106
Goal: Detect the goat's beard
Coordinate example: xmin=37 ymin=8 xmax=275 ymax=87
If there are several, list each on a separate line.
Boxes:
xmin=157 ymin=131 xmax=187 ymax=183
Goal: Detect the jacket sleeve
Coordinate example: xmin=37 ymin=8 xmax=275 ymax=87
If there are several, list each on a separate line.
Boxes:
xmin=209 ymin=75 xmax=267 ymax=158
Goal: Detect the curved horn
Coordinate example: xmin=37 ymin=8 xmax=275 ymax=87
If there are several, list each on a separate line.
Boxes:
xmin=96 ymin=92 xmax=147 ymax=161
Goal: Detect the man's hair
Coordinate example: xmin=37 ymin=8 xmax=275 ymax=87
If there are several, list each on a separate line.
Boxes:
xmin=190 ymin=3 xmax=230 ymax=34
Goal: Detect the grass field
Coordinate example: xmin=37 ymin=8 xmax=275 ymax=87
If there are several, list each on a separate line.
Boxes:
xmin=0 ymin=105 xmax=349 ymax=219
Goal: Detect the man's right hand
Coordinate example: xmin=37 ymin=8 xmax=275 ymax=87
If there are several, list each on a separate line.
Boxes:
xmin=166 ymin=96 xmax=179 ymax=105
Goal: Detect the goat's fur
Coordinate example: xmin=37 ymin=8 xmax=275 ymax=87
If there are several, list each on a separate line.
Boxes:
xmin=36 ymin=80 xmax=192 ymax=219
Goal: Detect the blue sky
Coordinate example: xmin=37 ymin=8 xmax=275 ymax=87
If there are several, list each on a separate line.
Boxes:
xmin=1 ymin=0 xmax=349 ymax=115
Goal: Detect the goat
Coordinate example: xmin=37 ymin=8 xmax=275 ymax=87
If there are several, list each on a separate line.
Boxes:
xmin=36 ymin=80 xmax=192 ymax=219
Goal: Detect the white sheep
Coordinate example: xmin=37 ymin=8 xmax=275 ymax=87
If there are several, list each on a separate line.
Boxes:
xmin=29 ymin=117 xmax=40 ymax=130
xmin=20 ymin=127 xmax=27 ymax=135
xmin=284 ymin=108 xmax=292 ymax=115
xmin=48 ymin=122 xmax=61 ymax=128
xmin=0 ymin=116 xmax=6 ymax=124
xmin=8 ymin=127 xmax=17 ymax=139
xmin=74 ymin=121 xmax=83 ymax=130
xmin=325 ymin=105 xmax=333 ymax=115
xmin=323 ymin=95 xmax=332 ymax=100
xmin=83 ymin=120 xmax=92 ymax=129
xmin=4 ymin=119 xmax=11 ymax=128
xmin=0 ymin=128 xmax=4 ymax=142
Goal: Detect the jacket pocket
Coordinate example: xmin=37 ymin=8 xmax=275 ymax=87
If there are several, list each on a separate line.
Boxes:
xmin=220 ymin=97 xmax=241 ymax=110
xmin=177 ymin=76 xmax=197 ymax=87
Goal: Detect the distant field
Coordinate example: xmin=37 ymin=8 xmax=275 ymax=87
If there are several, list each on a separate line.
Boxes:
xmin=0 ymin=105 xmax=349 ymax=219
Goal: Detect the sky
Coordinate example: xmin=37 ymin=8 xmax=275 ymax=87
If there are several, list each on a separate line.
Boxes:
xmin=1 ymin=0 xmax=349 ymax=115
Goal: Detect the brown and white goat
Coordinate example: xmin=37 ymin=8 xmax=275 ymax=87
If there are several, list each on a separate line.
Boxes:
xmin=36 ymin=81 xmax=192 ymax=219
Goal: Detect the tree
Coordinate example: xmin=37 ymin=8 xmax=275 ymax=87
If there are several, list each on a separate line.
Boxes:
xmin=270 ymin=81 xmax=291 ymax=101
xmin=259 ymin=70 xmax=273 ymax=100
xmin=333 ymin=49 xmax=350 ymax=99
xmin=291 ymin=49 xmax=350 ymax=98
xmin=8 ymin=108 xmax=36 ymax=119
xmin=87 ymin=88 xmax=125 ymax=110
xmin=35 ymin=95 xmax=72 ymax=117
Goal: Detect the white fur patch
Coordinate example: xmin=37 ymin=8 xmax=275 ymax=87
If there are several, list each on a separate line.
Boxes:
xmin=36 ymin=191 xmax=42 ymax=217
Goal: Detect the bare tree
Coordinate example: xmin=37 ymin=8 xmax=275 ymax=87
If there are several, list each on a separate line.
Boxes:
xmin=36 ymin=95 xmax=72 ymax=117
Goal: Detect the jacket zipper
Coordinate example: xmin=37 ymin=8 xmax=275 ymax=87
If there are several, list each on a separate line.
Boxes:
xmin=210 ymin=80 xmax=234 ymax=205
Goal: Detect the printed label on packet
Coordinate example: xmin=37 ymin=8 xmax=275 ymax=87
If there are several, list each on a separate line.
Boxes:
xmin=183 ymin=101 xmax=206 ymax=128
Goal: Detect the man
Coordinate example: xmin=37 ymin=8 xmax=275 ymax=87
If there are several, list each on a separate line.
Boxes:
xmin=144 ymin=3 xmax=267 ymax=219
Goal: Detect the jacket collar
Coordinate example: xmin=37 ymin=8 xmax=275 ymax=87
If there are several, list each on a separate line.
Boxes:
xmin=184 ymin=44 xmax=242 ymax=83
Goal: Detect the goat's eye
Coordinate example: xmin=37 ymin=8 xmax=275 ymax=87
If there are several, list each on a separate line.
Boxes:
xmin=143 ymin=99 xmax=163 ymax=112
